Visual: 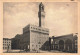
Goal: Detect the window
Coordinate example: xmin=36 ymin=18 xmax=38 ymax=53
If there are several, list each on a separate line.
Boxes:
xmin=31 ymin=27 xmax=32 ymax=28
xmin=32 ymin=45 xmax=34 ymax=47
xmin=36 ymin=28 xmax=37 ymax=30
xmin=5 ymin=47 xmax=6 ymax=49
xmin=36 ymin=45 xmax=37 ymax=47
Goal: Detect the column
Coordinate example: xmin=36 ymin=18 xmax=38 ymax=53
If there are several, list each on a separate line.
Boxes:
xmin=58 ymin=44 xmax=59 ymax=50
xmin=64 ymin=43 xmax=65 ymax=51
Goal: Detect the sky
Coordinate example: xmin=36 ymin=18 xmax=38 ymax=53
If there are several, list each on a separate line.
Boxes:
xmin=3 ymin=2 xmax=78 ymax=38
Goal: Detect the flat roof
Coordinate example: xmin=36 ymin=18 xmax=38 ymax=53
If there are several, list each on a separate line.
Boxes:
xmin=3 ymin=38 xmax=11 ymax=40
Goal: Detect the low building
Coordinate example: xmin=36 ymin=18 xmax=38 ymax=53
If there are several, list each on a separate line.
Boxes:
xmin=3 ymin=38 xmax=11 ymax=50
xmin=50 ymin=33 xmax=78 ymax=53
xmin=11 ymin=34 xmax=22 ymax=49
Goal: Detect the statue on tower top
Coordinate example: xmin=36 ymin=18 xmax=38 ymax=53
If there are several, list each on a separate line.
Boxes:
xmin=39 ymin=2 xmax=44 ymax=12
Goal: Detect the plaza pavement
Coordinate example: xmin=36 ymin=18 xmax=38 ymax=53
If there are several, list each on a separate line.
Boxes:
xmin=3 ymin=49 xmax=65 ymax=53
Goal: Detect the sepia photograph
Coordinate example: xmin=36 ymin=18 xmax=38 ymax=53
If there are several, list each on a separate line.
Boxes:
xmin=3 ymin=2 xmax=78 ymax=53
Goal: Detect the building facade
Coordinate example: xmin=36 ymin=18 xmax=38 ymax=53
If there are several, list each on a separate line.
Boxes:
xmin=22 ymin=24 xmax=49 ymax=51
xmin=3 ymin=38 xmax=11 ymax=50
xmin=50 ymin=33 xmax=78 ymax=53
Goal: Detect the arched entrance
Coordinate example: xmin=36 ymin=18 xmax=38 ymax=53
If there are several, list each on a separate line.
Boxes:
xmin=59 ymin=40 xmax=64 ymax=51
xmin=65 ymin=39 xmax=72 ymax=52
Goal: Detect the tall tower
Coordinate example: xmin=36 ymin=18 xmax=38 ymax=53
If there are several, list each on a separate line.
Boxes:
xmin=38 ymin=2 xmax=45 ymax=27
